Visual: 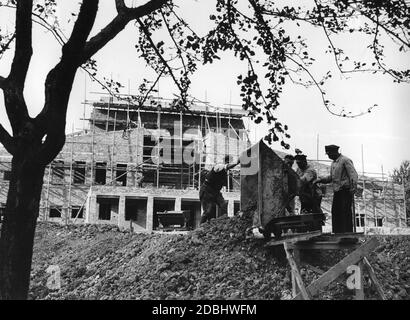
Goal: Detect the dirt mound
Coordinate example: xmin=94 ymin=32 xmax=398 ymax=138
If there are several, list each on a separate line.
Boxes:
xmin=28 ymin=215 xmax=410 ymax=300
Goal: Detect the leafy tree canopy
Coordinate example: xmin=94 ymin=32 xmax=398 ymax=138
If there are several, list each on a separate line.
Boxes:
xmin=1 ymin=0 xmax=409 ymax=150
xmin=392 ymin=160 xmax=410 ymax=185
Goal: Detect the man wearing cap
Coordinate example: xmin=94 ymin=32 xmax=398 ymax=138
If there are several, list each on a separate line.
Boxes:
xmin=284 ymin=154 xmax=295 ymax=168
xmin=315 ymin=145 xmax=358 ymax=233
xmin=295 ymin=154 xmax=322 ymax=213
xmin=199 ymin=155 xmax=240 ymax=224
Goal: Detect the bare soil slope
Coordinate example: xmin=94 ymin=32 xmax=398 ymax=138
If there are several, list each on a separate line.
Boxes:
xmin=28 ymin=214 xmax=410 ymax=300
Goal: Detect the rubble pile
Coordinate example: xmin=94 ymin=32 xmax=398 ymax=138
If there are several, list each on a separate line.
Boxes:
xmin=367 ymin=236 xmax=410 ymax=299
xmin=28 ymin=216 xmax=410 ymax=300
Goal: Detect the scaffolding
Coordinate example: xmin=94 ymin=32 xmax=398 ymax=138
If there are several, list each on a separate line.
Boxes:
xmin=0 ymin=154 xmax=407 ymax=229
xmin=0 ymin=95 xmax=248 ymax=224
xmin=311 ymin=159 xmax=409 ymax=231
xmin=0 ymin=96 xmax=408 ymax=230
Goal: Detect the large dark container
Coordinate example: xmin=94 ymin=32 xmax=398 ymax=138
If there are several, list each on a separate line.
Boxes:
xmin=240 ymin=139 xmax=300 ymax=230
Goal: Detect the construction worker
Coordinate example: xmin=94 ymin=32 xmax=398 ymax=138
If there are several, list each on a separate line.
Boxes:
xmin=284 ymin=154 xmax=295 ymax=167
xmin=314 ymin=145 xmax=358 ymax=233
xmin=136 ymin=168 xmax=144 ymax=187
xmin=200 ymin=155 xmax=240 ymax=224
xmin=295 ymin=154 xmax=322 ymax=214
xmin=284 ymin=155 xmax=296 ymax=215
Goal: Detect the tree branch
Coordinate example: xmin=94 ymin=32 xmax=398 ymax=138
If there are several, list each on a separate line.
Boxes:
xmin=248 ymin=0 xmax=379 ymax=118
xmin=0 ymin=76 xmax=6 ymax=89
xmin=61 ymin=0 xmax=99 ymax=67
xmin=371 ymin=14 xmax=406 ymax=82
xmin=115 ymin=0 xmax=127 ymax=13
xmin=286 ymin=54 xmax=375 ymax=118
xmin=349 ymin=4 xmax=410 ymax=49
xmin=1 ymin=3 xmax=67 ymax=47
xmin=314 ymin=0 xmax=346 ymax=75
xmin=0 ymin=33 xmax=16 ymax=58
xmin=160 ymin=8 xmax=187 ymax=77
xmin=81 ymin=14 xmax=129 ymax=63
xmin=167 ymin=4 xmax=201 ymax=39
xmin=0 ymin=124 xmax=16 ymax=155
xmin=137 ymin=68 xmax=165 ymax=107
xmin=8 ymin=0 xmax=33 ymax=87
xmin=127 ymin=0 xmax=169 ymax=18
xmin=81 ymin=0 xmax=168 ymax=63
xmin=136 ymin=17 xmax=184 ymax=94
xmin=1 ymin=1 xmax=33 ymax=134
xmin=36 ymin=0 xmax=99 ymax=136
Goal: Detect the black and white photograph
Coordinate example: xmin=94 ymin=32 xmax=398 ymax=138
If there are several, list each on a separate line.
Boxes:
xmin=0 ymin=0 xmax=409 ymax=307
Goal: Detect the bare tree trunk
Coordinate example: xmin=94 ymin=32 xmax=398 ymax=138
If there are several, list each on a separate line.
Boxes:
xmin=0 ymin=152 xmax=45 ymax=300
xmin=0 ymin=0 xmax=162 ymax=301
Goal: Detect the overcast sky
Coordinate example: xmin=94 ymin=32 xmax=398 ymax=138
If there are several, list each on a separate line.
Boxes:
xmin=0 ymin=0 xmax=409 ymax=176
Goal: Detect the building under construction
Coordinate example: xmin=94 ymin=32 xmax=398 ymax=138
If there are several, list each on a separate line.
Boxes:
xmin=0 ymin=95 xmax=408 ymax=233
xmin=0 ymin=96 xmax=249 ymax=231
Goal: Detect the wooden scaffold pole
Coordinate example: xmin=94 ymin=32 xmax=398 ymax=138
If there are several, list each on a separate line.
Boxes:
xmin=67 ymin=125 xmax=74 ymax=225
xmin=156 ymin=106 xmax=160 ymax=188
xmin=45 ymin=163 xmax=52 ymax=221
xmin=180 ymin=110 xmax=183 ymax=189
xmin=106 ymin=73 xmax=113 ymax=132
xmin=402 ymin=174 xmax=408 ymax=227
xmin=392 ymin=179 xmax=399 ymax=227
xmin=361 ymin=145 xmax=367 ymax=233
xmin=91 ymin=102 xmax=95 ymax=187
xmin=111 ymin=110 xmax=117 ymax=184
xmin=382 ymin=166 xmax=387 ymax=224
xmin=198 ymin=124 xmax=202 ymax=190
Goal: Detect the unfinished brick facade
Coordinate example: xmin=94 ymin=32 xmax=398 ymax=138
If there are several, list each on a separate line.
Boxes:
xmin=0 ymin=96 xmax=408 ymax=233
xmin=0 ymin=97 xmax=248 ymax=231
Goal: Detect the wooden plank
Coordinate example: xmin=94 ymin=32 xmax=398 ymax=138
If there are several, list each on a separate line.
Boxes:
xmin=265 ymin=230 xmax=322 ymax=247
xmin=284 ymin=243 xmax=311 ymax=300
xmin=355 ymin=260 xmax=365 ymax=300
xmin=338 ymin=238 xmax=360 ymax=244
xmin=274 ymin=221 xmax=311 ymax=226
xmin=292 ymin=248 xmax=302 ymax=300
xmin=293 ymin=237 xmax=379 ymax=300
xmin=291 ymin=270 xmax=299 ymax=298
xmin=293 ymin=243 xmax=361 ymax=250
xmin=363 ymin=257 xmax=386 ymax=300
xmin=290 ymin=247 xmax=301 ymax=299
xmin=314 ymin=233 xmax=365 ymax=241
xmin=306 ymin=264 xmax=325 ymax=275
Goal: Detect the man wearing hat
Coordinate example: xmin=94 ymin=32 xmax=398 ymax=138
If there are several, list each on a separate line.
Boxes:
xmin=284 ymin=154 xmax=295 ymax=168
xmin=295 ymin=154 xmax=322 ymax=213
xmin=199 ymin=155 xmax=240 ymax=224
xmin=315 ymin=145 xmax=358 ymax=233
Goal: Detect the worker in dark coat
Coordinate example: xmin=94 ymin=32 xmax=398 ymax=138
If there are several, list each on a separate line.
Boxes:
xmin=199 ymin=155 xmax=240 ymax=224
xmin=295 ymin=154 xmax=322 ymax=214
xmin=315 ymin=145 xmax=358 ymax=233
xmin=284 ymin=154 xmax=295 ymax=167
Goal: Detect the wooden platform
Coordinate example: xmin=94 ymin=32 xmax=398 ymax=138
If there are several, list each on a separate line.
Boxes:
xmin=276 ymin=232 xmax=385 ymax=300
xmin=289 ymin=232 xmax=365 ymax=250
xmin=265 ymin=230 xmax=323 ymax=247
xmin=265 ymin=231 xmax=365 ymax=248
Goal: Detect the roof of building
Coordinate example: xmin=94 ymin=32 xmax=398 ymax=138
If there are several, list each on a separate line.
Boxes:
xmin=90 ymin=96 xmax=248 ymax=119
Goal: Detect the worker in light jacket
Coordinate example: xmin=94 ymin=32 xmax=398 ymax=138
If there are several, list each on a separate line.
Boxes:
xmin=314 ymin=145 xmax=358 ymax=233
xmin=200 ymin=155 xmax=240 ymax=224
